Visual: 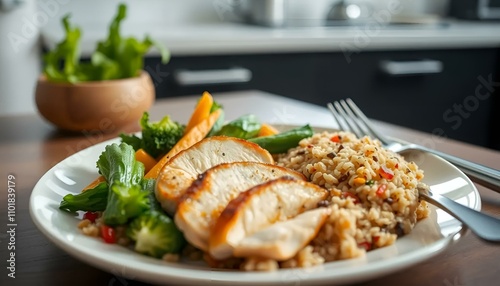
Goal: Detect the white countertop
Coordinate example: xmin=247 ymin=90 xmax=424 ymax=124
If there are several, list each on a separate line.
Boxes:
xmin=41 ymin=20 xmax=500 ymax=57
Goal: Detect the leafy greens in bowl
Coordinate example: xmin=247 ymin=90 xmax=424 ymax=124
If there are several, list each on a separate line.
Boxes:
xmin=43 ymin=3 xmax=169 ymax=83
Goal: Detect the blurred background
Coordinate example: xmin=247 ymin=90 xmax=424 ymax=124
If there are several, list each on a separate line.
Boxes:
xmin=0 ymin=0 xmax=499 ymax=150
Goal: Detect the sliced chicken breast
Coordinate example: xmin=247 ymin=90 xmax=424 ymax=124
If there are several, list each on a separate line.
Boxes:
xmin=209 ymin=177 xmax=328 ymax=259
xmin=174 ymin=162 xmax=306 ymax=251
xmin=155 ymin=136 xmax=274 ymax=214
xmin=233 ymin=207 xmax=331 ymax=260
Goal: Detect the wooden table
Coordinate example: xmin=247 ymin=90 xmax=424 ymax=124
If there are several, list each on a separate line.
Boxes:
xmin=1 ymin=90 xmax=499 ymax=286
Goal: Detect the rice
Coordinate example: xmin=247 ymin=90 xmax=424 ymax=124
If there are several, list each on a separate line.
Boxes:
xmin=275 ymin=131 xmax=429 ymax=263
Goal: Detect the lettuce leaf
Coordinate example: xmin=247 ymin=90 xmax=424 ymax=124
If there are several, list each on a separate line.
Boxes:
xmin=43 ymin=3 xmax=169 ymax=83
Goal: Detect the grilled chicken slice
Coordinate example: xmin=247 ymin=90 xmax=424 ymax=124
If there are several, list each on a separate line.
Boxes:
xmin=174 ymin=162 xmax=306 ymax=251
xmin=155 ymin=136 xmax=274 ymax=214
xmin=209 ymin=177 xmax=328 ymax=259
xmin=232 ymin=207 xmax=331 ymax=260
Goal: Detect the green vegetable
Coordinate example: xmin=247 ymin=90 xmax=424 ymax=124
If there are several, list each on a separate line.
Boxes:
xmin=90 ymin=4 xmax=169 ymax=80
xmin=215 ymin=114 xmax=261 ymax=139
xmin=126 ymin=210 xmax=186 ymax=257
xmin=105 ymin=182 xmax=150 ymax=226
xmin=97 ymin=143 xmax=149 ymax=225
xmin=59 ymin=182 xmax=108 ymax=213
xmin=58 ymin=170 xmax=158 ymax=215
xmin=126 ymin=177 xmax=186 ymax=257
xmin=208 ymin=100 xmax=223 ymax=113
xmin=207 ymin=101 xmax=225 ymax=137
xmin=141 ymin=178 xmax=162 ymax=212
xmin=43 ymin=15 xmax=82 ymax=83
xmin=120 ymin=112 xmax=185 ymax=158
xmin=249 ymin=125 xmax=314 ymax=154
xmin=43 ymin=3 xmax=169 ymax=83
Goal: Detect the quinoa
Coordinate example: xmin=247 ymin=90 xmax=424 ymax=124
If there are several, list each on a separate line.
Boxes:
xmin=276 ymin=131 xmax=429 ymax=263
xmin=162 ymin=253 xmax=180 ymax=262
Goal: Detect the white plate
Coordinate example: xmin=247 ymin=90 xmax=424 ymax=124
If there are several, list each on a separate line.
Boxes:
xmin=29 ymin=127 xmax=480 ymax=285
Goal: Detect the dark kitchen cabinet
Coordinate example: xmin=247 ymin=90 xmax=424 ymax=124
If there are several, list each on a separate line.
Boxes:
xmin=145 ymin=48 xmax=500 ymax=150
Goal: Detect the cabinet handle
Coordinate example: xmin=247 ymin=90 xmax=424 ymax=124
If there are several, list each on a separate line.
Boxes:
xmin=173 ymin=67 xmax=252 ymax=86
xmin=379 ymin=59 xmax=443 ymax=76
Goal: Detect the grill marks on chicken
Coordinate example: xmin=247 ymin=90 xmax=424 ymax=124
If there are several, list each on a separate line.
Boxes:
xmin=155 ymin=136 xmax=274 ymax=214
xmin=209 ymin=177 xmax=328 ymax=259
xmin=174 ymin=162 xmax=306 ymax=251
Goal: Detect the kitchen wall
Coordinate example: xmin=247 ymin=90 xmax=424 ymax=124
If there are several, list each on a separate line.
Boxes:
xmin=41 ymin=0 xmax=224 ymax=38
xmin=0 ymin=0 xmax=41 ymax=116
xmin=284 ymin=0 xmax=450 ymax=22
xmin=33 ymin=0 xmax=455 ymax=41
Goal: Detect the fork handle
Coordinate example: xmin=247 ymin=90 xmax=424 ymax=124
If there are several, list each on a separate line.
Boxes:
xmin=414 ymin=145 xmax=500 ymax=193
xmin=420 ymin=188 xmax=500 ymax=243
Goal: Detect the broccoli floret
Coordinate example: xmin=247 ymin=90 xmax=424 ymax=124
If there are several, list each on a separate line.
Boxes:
xmin=126 ymin=179 xmax=185 ymax=257
xmin=104 ymin=182 xmax=150 ymax=225
xmin=127 ymin=210 xmax=186 ymax=258
xmin=140 ymin=112 xmax=184 ymax=158
xmin=121 ymin=112 xmax=184 ymax=158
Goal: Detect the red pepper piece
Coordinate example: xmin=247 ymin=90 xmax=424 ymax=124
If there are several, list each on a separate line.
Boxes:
xmin=330 ymin=134 xmax=340 ymax=143
xmin=376 ymin=184 xmax=387 ymax=197
xmin=83 ymin=211 xmax=98 ymax=223
xmin=379 ymin=165 xmax=394 ymax=180
xmin=358 ymin=241 xmax=371 ymax=251
xmin=100 ymin=224 xmax=117 ymax=244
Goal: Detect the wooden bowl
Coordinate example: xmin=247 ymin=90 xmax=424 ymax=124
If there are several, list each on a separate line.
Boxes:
xmin=35 ymin=71 xmax=155 ymax=133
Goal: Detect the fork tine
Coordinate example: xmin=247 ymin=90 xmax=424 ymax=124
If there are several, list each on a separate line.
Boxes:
xmin=334 ymin=101 xmax=365 ymax=138
xmin=327 ymin=102 xmax=350 ymax=131
xmin=345 ymin=98 xmax=390 ymax=145
xmin=338 ymin=99 xmax=366 ymax=137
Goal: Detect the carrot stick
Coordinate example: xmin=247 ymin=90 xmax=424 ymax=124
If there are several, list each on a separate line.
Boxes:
xmin=145 ymin=108 xmax=222 ymax=179
xmin=83 ymin=176 xmax=106 ymax=191
xmin=83 ymin=148 xmax=157 ymax=191
xmin=257 ymin=123 xmax=279 ymax=137
xmin=134 ymin=148 xmax=157 ymax=173
xmin=184 ymin=91 xmax=213 ymax=134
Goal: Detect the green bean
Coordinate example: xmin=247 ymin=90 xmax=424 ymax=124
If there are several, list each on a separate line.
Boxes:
xmin=249 ymin=125 xmax=313 ymax=154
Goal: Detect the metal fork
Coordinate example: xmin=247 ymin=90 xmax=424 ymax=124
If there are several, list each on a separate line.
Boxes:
xmin=328 ymin=98 xmax=500 ymax=243
xmin=327 ymin=98 xmax=500 ymax=193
